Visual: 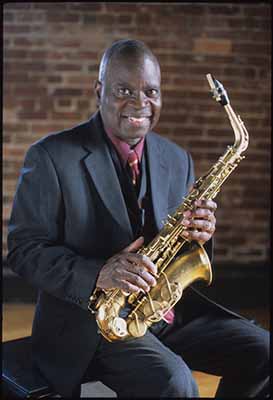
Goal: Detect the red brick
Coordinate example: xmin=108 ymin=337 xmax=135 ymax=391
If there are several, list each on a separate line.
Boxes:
xmin=47 ymin=51 xmax=65 ymax=60
xmin=3 ymin=145 xmax=26 ymax=159
xmin=32 ymin=3 xmax=68 ymax=10
xmin=18 ymin=111 xmax=48 ymax=120
xmin=53 ymin=88 xmax=83 ymax=97
xmin=104 ymin=4 xmax=138 ymax=13
xmin=11 ymin=86 xmax=47 ymax=97
xmin=96 ymin=14 xmax=116 ymax=25
xmin=47 ymin=75 xmax=63 ymax=83
xmin=20 ymin=99 xmax=36 ymax=109
xmin=46 ymin=13 xmax=80 ymax=23
xmin=77 ymin=100 xmax=91 ymax=109
xmin=57 ymin=99 xmax=72 ymax=107
xmin=4 ymin=49 xmax=28 ymax=58
xmin=207 ymin=5 xmax=242 ymax=15
xmin=4 ymin=3 xmax=32 ymax=10
xmin=13 ymin=37 xmax=32 ymax=46
xmin=4 ymin=24 xmax=31 ymax=33
xmin=76 ymin=51 xmax=97 ymax=60
xmin=50 ymin=112 xmax=83 ymax=120
xmin=4 ymin=120 xmax=29 ymax=129
xmin=67 ymin=76 xmax=92 ymax=85
xmin=193 ymin=38 xmax=232 ymax=55
xmin=4 ymin=72 xmax=29 ymax=82
xmin=233 ymin=42 xmax=271 ymax=55
xmin=69 ymin=3 xmax=103 ymax=12
xmin=135 ymin=13 xmax=151 ymax=25
xmin=15 ymin=11 xmax=45 ymax=22
xmin=52 ymin=39 xmax=82 ymax=48
xmin=3 ymin=12 xmax=15 ymax=22
xmin=243 ymin=5 xmax=271 ymax=17
xmin=5 ymin=62 xmax=46 ymax=72
xmin=27 ymin=50 xmax=48 ymax=59
xmin=55 ymin=64 xmax=82 ymax=72
xmin=31 ymin=124 xmax=68 ymax=135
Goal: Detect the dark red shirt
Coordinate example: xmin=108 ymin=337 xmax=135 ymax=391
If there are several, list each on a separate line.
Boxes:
xmin=104 ymin=129 xmax=144 ymax=167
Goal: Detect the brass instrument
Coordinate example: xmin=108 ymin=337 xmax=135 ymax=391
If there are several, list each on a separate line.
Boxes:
xmin=88 ymin=74 xmax=249 ymax=342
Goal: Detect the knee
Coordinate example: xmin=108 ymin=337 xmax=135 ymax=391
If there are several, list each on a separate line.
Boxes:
xmin=255 ymin=329 xmax=270 ymax=374
xmin=247 ymin=327 xmax=270 ymax=377
xmin=160 ymin=357 xmax=199 ymax=398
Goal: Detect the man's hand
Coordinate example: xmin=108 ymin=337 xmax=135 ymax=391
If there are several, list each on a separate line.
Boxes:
xmin=96 ymin=237 xmax=157 ymax=294
xmin=181 ymin=199 xmax=217 ymax=245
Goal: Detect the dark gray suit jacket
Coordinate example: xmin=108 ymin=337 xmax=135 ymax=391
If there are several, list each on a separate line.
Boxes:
xmin=7 ymin=111 xmax=241 ymax=396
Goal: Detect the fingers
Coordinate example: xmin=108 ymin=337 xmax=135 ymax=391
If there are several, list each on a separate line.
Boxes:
xmin=194 ymin=199 xmax=217 ymax=211
xmin=122 ymin=236 xmax=144 ymax=253
xmin=98 ymin=256 xmax=157 ymax=293
xmin=181 ymin=199 xmax=217 ymax=244
xmin=116 ymin=268 xmax=156 ymax=293
xmin=96 ymin=239 xmax=158 ymax=293
xmin=122 ymin=253 xmax=158 ymax=276
xmin=182 ymin=215 xmax=215 ymax=232
xmin=119 ymin=280 xmax=145 ymax=294
xmin=182 ymin=229 xmax=213 ymax=244
xmin=110 ymin=254 xmax=157 ymax=289
xmin=125 ymin=263 xmax=157 ymax=287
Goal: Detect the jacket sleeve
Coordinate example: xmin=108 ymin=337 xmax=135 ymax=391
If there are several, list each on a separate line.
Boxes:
xmin=186 ymin=150 xmax=195 ymax=190
xmin=7 ymin=143 xmax=105 ymax=311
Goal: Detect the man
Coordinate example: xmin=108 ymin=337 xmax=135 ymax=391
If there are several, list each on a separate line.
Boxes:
xmin=8 ymin=39 xmax=269 ymax=398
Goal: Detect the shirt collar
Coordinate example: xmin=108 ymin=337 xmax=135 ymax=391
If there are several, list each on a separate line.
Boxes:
xmin=105 ymin=128 xmax=145 ymax=167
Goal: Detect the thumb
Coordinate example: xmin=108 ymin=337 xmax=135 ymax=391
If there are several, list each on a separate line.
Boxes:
xmin=122 ymin=236 xmax=144 ymax=253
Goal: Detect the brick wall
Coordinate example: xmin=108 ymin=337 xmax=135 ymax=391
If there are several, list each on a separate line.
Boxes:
xmin=3 ymin=2 xmax=271 ymax=268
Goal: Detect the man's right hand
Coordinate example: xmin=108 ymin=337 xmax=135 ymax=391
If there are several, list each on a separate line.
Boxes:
xmin=96 ymin=237 xmax=158 ymax=293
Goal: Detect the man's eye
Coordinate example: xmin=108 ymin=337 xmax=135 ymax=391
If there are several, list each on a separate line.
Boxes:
xmin=146 ymin=89 xmax=159 ymax=97
xmin=117 ymin=88 xmax=131 ymax=96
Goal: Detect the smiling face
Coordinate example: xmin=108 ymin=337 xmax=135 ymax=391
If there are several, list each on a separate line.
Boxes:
xmin=95 ymin=52 xmax=162 ymax=146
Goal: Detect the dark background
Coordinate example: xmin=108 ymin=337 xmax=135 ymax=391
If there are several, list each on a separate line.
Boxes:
xmin=3 ymin=2 xmax=271 ymax=309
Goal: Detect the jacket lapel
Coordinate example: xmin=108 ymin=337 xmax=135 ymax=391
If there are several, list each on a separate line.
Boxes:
xmin=82 ymin=114 xmax=133 ymax=240
xmin=146 ymin=133 xmax=170 ymax=231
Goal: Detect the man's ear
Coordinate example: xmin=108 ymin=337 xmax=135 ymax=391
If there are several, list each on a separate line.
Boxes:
xmin=94 ymin=80 xmax=102 ymax=108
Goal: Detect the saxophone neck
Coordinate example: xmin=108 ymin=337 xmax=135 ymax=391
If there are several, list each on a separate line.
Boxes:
xmin=224 ymin=104 xmax=249 ymax=155
xmin=207 ymin=73 xmax=249 ymax=157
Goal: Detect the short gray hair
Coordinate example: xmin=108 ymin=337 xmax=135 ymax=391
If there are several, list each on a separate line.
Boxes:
xmin=98 ymin=39 xmax=159 ymax=82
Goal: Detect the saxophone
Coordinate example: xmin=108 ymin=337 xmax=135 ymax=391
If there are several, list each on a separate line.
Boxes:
xmin=88 ymin=74 xmax=249 ymax=342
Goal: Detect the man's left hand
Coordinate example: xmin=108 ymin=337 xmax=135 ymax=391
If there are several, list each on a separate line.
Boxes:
xmin=181 ymin=199 xmax=217 ymax=245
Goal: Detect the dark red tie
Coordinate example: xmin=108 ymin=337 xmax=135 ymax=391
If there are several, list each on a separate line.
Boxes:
xmin=127 ymin=149 xmax=139 ymax=185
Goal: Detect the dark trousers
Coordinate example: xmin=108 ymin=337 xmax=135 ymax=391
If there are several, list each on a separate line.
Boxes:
xmin=76 ymin=311 xmax=269 ymax=398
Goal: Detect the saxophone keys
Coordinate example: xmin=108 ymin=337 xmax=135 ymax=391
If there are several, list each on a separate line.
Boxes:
xmin=127 ymin=317 xmax=147 ymax=338
xmin=109 ymin=317 xmax=128 ymax=338
xmin=167 ymin=215 xmax=177 ymax=225
xmin=161 ymin=282 xmax=183 ymax=303
xmin=121 ymin=290 xmax=130 ymax=296
xmin=143 ymin=300 xmax=166 ymax=322
xmin=97 ymin=304 xmax=107 ymax=322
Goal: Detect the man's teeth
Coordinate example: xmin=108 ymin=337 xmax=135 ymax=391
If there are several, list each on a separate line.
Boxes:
xmin=128 ymin=117 xmax=146 ymax=122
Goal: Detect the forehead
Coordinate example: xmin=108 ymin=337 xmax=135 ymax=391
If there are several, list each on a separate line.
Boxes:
xmin=106 ymin=54 xmax=161 ymax=87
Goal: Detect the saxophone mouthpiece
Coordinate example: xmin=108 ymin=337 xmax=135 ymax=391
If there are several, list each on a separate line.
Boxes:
xmin=206 ymin=73 xmax=230 ymax=106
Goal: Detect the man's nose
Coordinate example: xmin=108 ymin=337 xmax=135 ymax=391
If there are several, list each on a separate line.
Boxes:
xmin=131 ymin=91 xmax=148 ymax=108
